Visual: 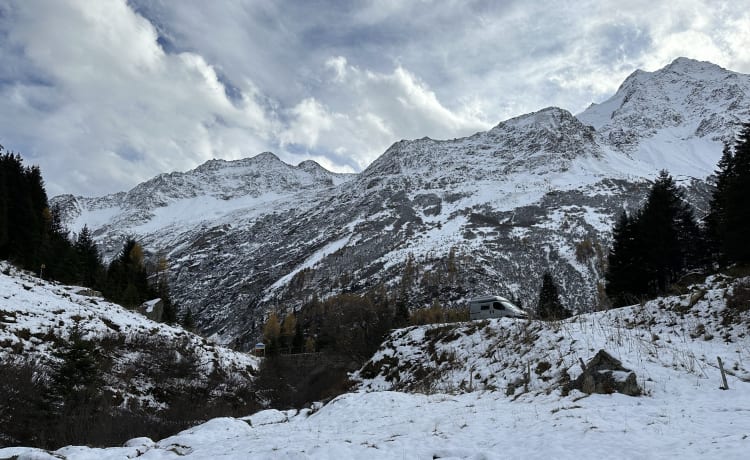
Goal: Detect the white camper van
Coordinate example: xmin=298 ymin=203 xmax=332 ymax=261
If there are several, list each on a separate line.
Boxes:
xmin=469 ymin=295 xmax=528 ymax=320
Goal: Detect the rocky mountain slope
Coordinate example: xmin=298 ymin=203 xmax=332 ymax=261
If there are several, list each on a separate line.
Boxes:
xmin=51 ymin=58 xmax=750 ymax=349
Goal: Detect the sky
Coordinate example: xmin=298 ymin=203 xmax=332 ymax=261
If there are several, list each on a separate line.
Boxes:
xmin=1 ymin=0 xmax=750 ymax=197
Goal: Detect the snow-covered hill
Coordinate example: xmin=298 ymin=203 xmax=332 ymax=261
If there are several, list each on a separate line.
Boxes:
xmin=3 ymin=274 xmax=748 ymax=459
xmin=50 ymin=57 xmax=750 ymax=349
xmin=354 ymin=274 xmax=750 ymax=394
xmin=0 ymin=261 xmax=259 ymax=412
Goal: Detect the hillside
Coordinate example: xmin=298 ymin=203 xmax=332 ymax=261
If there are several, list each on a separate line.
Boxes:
xmin=50 ymin=57 xmax=750 ymax=349
xmin=354 ymin=274 xmax=750 ymax=394
xmin=0 ymin=261 xmax=260 ymax=446
xmin=2 ymin=273 xmax=748 ymax=458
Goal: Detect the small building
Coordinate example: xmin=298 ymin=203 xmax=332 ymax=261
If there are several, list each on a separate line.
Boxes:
xmin=254 ymin=342 xmax=266 ymax=357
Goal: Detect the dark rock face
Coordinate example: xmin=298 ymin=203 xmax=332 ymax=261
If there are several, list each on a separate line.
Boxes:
xmin=566 ymin=349 xmax=641 ymax=396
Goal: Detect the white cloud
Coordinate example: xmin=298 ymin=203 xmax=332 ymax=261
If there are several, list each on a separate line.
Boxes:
xmin=0 ymin=0 xmax=277 ymax=196
xmin=280 ymin=59 xmax=491 ymax=171
xmin=2 ymin=0 xmax=750 ymax=196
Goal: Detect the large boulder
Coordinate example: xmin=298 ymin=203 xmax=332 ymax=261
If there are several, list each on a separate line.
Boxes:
xmin=566 ymin=349 xmax=641 ymax=396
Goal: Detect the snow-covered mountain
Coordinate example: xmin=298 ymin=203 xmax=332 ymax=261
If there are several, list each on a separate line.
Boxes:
xmin=3 ymin=273 xmax=749 ymax=458
xmin=53 ymin=153 xmax=354 ymax=257
xmin=51 ymin=57 xmax=750 ymax=349
xmin=578 ymin=57 xmax=750 ymax=177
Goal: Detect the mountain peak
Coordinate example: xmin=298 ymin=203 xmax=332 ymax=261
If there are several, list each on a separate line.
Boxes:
xmin=663 ymin=57 xmax=724 ymax=74
xmin=252 ymin=152 xmax=282 ymax=163
xmin=297 ymin=159 xmax=325 ymax=172
xmin=496 ymin=106 xmax=577 ymax=131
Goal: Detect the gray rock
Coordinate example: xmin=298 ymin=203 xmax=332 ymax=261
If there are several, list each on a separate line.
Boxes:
xmin=566 ymin=349 xmax=641 ymax=396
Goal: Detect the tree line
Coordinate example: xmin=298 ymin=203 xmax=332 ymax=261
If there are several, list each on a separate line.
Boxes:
xmin=605 ymin=123 xmax=750 ymax=307
xmin=0 ymin=147 xmax=178 ymax=323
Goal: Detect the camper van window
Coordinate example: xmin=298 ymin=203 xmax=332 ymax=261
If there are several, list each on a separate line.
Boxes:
xmin=480 ymin=305 xmax=489 ymax=311
xmin=493 ymin=302 xmax=505 ymax=310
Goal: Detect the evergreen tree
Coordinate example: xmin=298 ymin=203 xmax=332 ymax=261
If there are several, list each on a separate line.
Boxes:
xmin=536 ymin=272 xmax=570 ymax=320
xmin=605 ymin=171 xmax=703 ymax=306
xmin=155 ymin=257 xmax=177 ymax=323
xmin=707 ymin=123 xmax=750 ymax=265
xmin=704 ymin=145 xmax=734 ymax=261
xmin=181 ymin=307 xmax=196 ymax=331
xmin=605 ymin=211 xmax=642 ymax=306
xmin=0 ymin=148 xmax=109 ymax=291
xmin=46 ymin=322 xmax=103 ymax=413
xmin=104 ymin=238 xmax=155 ymax=308
xmin=0 ymin=150 xmax=49 ymax=268
xmin=74 ymin=225 xmax=104 ymax=288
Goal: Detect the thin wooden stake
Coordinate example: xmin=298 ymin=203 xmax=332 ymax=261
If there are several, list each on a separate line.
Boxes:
xmin=717 ymin=356 xmax=729 ymax=390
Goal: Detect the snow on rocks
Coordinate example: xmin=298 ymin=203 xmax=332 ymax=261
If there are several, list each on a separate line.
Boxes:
xmin=0 ymin=261 xmax=259 ymax=410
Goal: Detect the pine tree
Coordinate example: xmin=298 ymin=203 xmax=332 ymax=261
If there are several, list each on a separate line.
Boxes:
xmin=637 ymin=171 xmax=700 ymax=292
xmin=605 ymin=171 xmax=703 ymax=306
xmin=181 ymin=307 xmax=195 ymax=331
xmin=705 ymin=145 xmax=734 ymax=261
xmin=536 ymin=272 xmax=570 ymax=320
xmin=104 ymin=238 xmax=155 ymax=308
xmin=155 ymin=256 xmax=177 ymax=323
xmin=0 ymin=151 xmax=49 ymax=268
xmin=605 ymin=211 xmax=642 ymax=307
xmin=46 ymin=322 xmax=102 ymax=412
xmin=74 ymin=225 xmax=104 ymax=288
xmin=708 ymin=123 xmax=750 ymax=265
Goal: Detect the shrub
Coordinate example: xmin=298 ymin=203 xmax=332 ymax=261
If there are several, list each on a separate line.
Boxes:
xmin=727 ymin=279 xmax=750 ymax=312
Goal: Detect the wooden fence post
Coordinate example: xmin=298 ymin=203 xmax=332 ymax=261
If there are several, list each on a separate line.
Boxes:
xmin=717 ymin=356 xmax=729 ymax=390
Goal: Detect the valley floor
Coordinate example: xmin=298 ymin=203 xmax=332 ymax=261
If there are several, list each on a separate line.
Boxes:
xmin=2 ymin=271 xmax=750 ymax=459
xmin=2 ymin=378 xmax=748 ymax=459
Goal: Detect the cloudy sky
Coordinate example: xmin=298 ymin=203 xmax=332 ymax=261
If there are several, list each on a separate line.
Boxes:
xmin=1 ymin=0 xmax=749 ymax=197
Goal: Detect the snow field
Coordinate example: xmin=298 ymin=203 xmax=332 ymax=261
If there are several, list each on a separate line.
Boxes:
xmin=1 ymin=272 xmax=749 ymax=458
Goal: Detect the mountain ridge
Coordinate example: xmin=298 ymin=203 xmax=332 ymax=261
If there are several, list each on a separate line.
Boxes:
xmin=50 ymin=57 xmax=750 ymax=348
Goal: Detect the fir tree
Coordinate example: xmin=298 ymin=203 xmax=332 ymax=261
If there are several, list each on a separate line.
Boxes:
xmin=605 ymin=211 xmax=642 ymax=307
xmin=104 ymin=238 xmax=155 ymax=308
xmin=155 ymin=257 xmax=177 ymax=323
xmin=707 ymin=123 xmax=750 ymax=265
xmin=536 ymin=272 xmax=570 ymax=320
xmin=74 ymin=225 xmax=105 ymax=288
xmin=605 ymin=171 xmax=703 ymax=306
xmin=181 ymin=307 xmax=195 ymax=331
xmin=46 ymin=323 xmax=103 ymax=413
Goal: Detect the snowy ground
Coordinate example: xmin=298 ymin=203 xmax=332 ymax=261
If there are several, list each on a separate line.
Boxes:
xmin=2 ymin=274 xmax=749 ymax=459
xmin=1 ymin=385 xmax=747 ymax=459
